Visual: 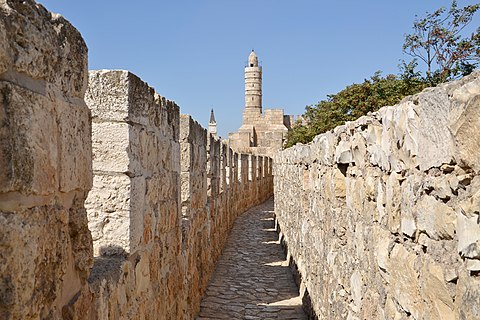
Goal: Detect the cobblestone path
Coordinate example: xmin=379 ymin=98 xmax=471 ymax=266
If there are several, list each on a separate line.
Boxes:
xmin=196 ymin=198 xmax=307 ymax=320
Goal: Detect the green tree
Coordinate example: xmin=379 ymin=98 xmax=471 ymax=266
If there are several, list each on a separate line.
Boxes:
xmin=403 ymin=0 xmax=480 ymax=85
xmin=285 ymin=72 xmax=428 ymax=148
xmin=285 ymin=1 xmax=479 ymax=148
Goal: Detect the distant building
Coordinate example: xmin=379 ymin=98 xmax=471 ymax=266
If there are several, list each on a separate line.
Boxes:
xmin=228 ymin=50 xmax=294 ymax=156
xmin=208 ymin=108 xmax=217 ymax=139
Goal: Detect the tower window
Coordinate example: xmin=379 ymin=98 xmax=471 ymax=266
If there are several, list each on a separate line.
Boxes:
xmin=250 ymin=64 xmax=253 ymax=67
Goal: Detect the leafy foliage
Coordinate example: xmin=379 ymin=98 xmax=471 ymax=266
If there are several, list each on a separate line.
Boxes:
xmin=285 ymin=71 xmax=428 ymax=148
xmin=285 ymin=1 xmax=479 ymax=148
xmin=403 ymin=0 xmax=480 ymax=85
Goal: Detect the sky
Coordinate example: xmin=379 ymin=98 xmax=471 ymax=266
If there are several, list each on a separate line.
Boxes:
xmin=38 ymin=0 xmax=479 ymax=138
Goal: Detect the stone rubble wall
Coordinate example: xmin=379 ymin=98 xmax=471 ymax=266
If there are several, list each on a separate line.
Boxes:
xmin=0 ymin=2 xmax=274 ymax=319
xmin=0 ymin=1 xmax=93 ymax=319
xmin=274 ymin=72 xmax=480 ymax=320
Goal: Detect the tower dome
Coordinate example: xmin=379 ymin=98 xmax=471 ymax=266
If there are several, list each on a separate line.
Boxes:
xmin=248 ymin=50 xmax=258 ymax=67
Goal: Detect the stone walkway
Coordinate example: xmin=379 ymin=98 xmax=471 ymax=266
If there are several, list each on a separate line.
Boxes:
xmin=196 ymin=198 xmax=307 ymax=320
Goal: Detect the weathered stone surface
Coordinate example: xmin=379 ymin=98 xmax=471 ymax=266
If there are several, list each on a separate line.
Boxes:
xmin=0 ymin=2 xmax=93 ymax=319
xmin=457 ymin=211 xmax=480 ymax=259
xmin=274 ymin=72 xmax=480 ymax=319
xmin=0 ymin=206 xmax=85 ymax=319
xmin=82 ymin=70 xmax=274 ymax=319
xmin=0 ymin=0 xmax=88 ymax=98
xmin=0 ymin=81 xmax=58 ymax=195
xmin=416 ymin=195 xmax=456 ymax=240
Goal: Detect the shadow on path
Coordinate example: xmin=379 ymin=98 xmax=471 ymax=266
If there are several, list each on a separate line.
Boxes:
xmin=196 ymin=198 xmax=307 ymax=320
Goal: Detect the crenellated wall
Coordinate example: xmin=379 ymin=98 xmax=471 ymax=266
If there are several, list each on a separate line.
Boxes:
xmin=72 ymin=70 xmax=185 ymax=319
xmin=179 ymin=114 xmax=273 ymax=318
xmin=0 ymin=1 xmax=273 ymax=319
xmin=274 ymin=72 xmax=480 ymax=320
xmin=66 ymin=71 xmax=273 ymax=319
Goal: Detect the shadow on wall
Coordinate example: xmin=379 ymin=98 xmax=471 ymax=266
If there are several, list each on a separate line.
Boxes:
xmin=276 ymin=220 xmax=318 ymax=320
xmin=88 ymin=246 xmax=127 ymax=284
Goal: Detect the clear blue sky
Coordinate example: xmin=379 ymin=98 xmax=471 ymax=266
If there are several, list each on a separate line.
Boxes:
xmin=38 ymin=0 xmax=479 ymax=138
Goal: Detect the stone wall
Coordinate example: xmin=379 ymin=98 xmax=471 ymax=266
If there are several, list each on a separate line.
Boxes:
xmin=69 ymin=70 xmax=185 ymax=319
xmin=0 ymin=2 xmax=274 ymax=319
xmin=70 ymin=71 xmax=274 ymax=319
xmin=180 ymin=114 xmax=209 ymax=317
xmin=274 ymin=72 xmax=480 ymax=319
xmin=0 ymin=1 xmax=93 ymax=318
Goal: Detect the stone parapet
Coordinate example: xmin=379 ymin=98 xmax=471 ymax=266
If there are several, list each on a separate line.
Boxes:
xmin=273 ymin=72 xmax=480 ymax=319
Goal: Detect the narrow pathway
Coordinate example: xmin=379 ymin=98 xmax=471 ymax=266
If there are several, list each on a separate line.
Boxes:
xmin=196 ymin=198 xmax=307 ymax=320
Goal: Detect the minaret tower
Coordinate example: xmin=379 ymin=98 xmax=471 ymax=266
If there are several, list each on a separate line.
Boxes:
xmin=244 ymin=50 xmax=262 ymax=119
xmin=208 ymin=108 xmax=217 ymax=138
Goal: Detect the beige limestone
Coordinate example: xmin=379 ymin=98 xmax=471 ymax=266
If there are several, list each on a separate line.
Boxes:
xmin=229 ymin=51 xmax=293 ymax=156
xmin=0 ymin=1 xmax=93 ymax=319
xmin=70 ymin=69 xmax=273 ymax=319
xmin=274 ymin=72 xmax=480 ymax=319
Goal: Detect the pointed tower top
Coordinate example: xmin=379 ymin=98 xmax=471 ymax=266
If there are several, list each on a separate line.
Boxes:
xmin=209 ymin=108 xmax=216 ymax=124
xmin=248 ymin=50 xmax=258 ymax=67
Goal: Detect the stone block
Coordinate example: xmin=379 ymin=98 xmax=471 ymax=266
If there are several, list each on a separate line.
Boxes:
xmin=420 ymin=258 xmax=455 ymax=320
xmin=57 ymin=100 xmax=92 ymax=192
xmin=450 ymin=95 xmax=480 ymax=172
xmin=0 ymin=81 xmax=58 ymax=195
xmin=127 ymin=72 xmax=158 ymax=127
xmin=413 ymin=88 xmax=455 ymax=171
xmin=335 ymin=140 xmax=353 ymax=164
xmin=454 ymin=275 xmax=480 ymax=320
xmin=388 ymin=244 xmax=424 ymax=319
xmin=416 ymin=195 xmax=456 ymax=240
xmin=86 ymin=70 xmax=129 ymax=122
xmin=91 ymin=122 xmax=130 ymax=173
xmin=0 ymin=0 xmax=88 ymax=98
xmin=0 ymin=206 xmax=84 ymax=319
xmin=457 ymin=211 xmax=480 ymax=259
xmin=86 ymin=174 xmax=131 ymax=255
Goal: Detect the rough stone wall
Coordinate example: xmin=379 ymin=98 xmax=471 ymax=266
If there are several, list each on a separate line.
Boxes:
xmin=274 ymin=72 xmax=480 ymax=320
xmin=66 ymin=70 xmax=184 ymax=319
xmin=62 ymin=70 xmax=275 ymax=319
xmin=0 ymin=1 xmax=93 ymax=319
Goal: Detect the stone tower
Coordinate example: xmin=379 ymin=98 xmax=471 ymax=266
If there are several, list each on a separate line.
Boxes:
xmin=244 ymin=50 xmax=262 ymax=121
xmin=208 ymin=108 xmax=217 ymax=138
xmin=229 ymin=50 xmax=293 ymax=156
